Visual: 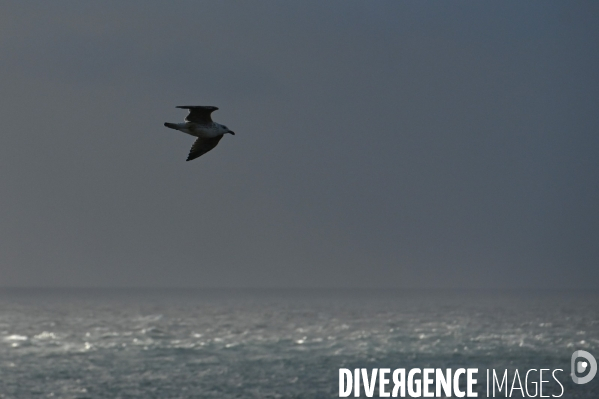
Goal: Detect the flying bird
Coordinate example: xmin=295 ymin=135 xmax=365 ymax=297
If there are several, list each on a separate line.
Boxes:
xmin=164 ymin=106 xmax=235 ymax=161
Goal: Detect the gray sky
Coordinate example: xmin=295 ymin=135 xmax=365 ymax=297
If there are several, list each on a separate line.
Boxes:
xmin=1 ymin=2 xmax=598 ymax=289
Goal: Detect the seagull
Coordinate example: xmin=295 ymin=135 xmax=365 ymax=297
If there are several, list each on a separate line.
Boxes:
xmin=164 ymin=106 xmax=235 ymax=161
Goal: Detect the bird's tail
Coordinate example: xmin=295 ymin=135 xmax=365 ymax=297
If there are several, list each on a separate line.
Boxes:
xmin=164 ymin=122 xmax=178 ymax=130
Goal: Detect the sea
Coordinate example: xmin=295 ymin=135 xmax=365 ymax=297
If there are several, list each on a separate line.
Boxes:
xmin=0 ymin=288 xmax=597 ymax=398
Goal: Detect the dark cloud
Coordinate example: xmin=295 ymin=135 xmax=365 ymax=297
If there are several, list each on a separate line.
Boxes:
xmin=0 ymin=2 xmax=598 ymax=289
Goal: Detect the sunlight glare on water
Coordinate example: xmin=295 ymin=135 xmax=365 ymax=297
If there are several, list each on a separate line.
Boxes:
xmin=0 ymin=289 xmax=597 ymax=398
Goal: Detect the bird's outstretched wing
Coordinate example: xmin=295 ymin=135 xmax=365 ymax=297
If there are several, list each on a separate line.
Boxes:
xmin=187 ymin=136 xmax=223 ymax=161
xmin=176 ymin=105 xmax=218 ymax=124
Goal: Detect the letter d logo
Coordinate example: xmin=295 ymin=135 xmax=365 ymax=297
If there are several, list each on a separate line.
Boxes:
xmin=571 ymin=350 xmax=597 ymax=384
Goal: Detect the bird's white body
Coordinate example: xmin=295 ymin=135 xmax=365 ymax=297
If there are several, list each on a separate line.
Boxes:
xmin=171 ymin=122 xmax=230 ymax=139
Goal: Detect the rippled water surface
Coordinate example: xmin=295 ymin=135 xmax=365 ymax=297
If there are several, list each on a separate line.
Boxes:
xmin=0 ymin=289 xmax=597 ymax=398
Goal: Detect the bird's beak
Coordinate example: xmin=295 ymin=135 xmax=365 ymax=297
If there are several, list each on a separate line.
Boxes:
xmin=228 ymin=130 xmax=235 ymax=135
